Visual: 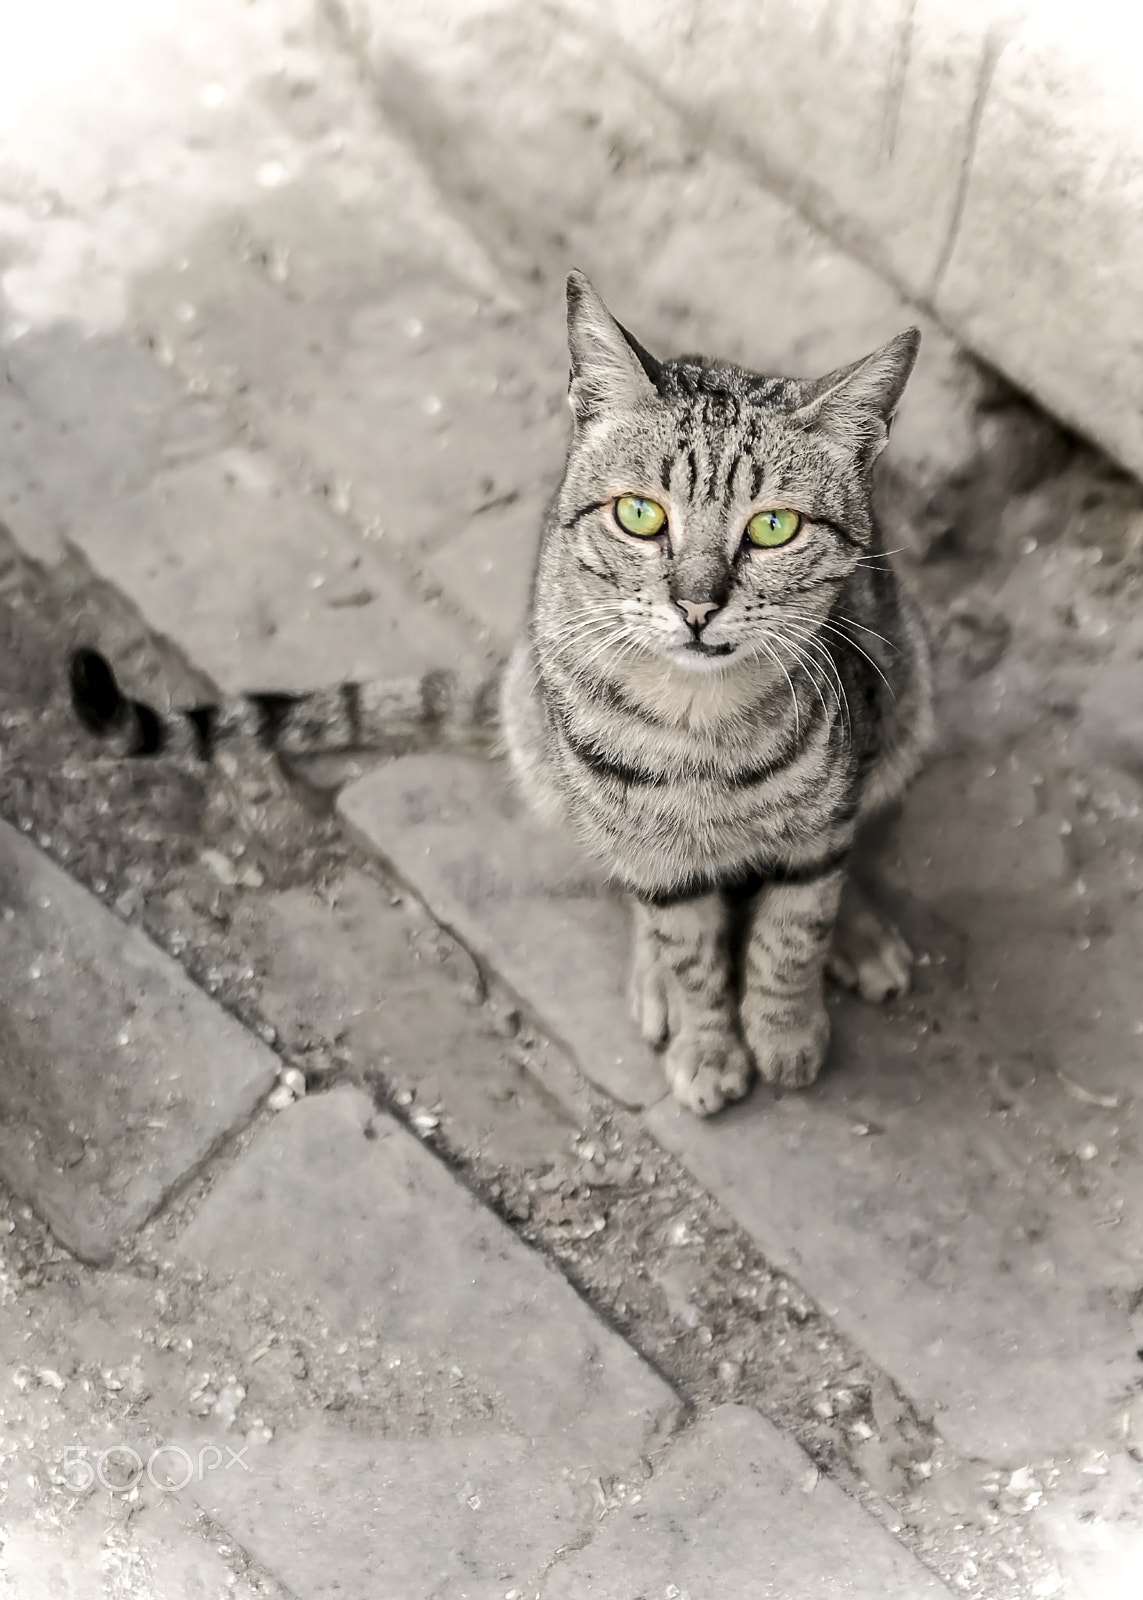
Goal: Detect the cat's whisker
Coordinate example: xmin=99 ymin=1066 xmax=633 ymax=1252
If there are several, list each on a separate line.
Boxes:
xmin=563 ymin=620 xmax=630 ymax=678
xmin=764 ymin=630 xmax=836 ymax=736
xmin=772 ymin=624 xmax=851 ymax=738
xmin=780 ymin=607 xmax=898 ymax=701
xmin=852 ymin=545 xmax=908 ymax=568
xmin=546 ymin=619 xmax=634 ymax=668
xmin=752 ymin=635 xmax=800 ymax=744
xmin=779 ymin=622 xmax=849 ymax=700
xmin=830 ymin=611 xmax=900 ymax=654
xmin=818 ymin=626 xmax=897 ymax=700
xmin=541 ymin=607 xmax=629 ymax=650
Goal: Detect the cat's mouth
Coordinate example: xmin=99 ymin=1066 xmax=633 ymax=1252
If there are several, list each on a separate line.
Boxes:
xmin=683 ymin=638 xmax=736 ymax=658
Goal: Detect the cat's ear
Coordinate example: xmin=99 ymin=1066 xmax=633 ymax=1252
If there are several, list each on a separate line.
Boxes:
xmin=566 ymin=270 xmax=660 ymax=423
xmin=793 ymin=329 xmax=920 ymax=458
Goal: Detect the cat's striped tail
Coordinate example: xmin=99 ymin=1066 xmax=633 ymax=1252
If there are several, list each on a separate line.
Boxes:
xmin=69 ymin=648 xmax=501 ymax=760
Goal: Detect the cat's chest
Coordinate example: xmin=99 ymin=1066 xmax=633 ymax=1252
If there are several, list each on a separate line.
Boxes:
xmin=552 ymin=701 xmax=842 ymax=884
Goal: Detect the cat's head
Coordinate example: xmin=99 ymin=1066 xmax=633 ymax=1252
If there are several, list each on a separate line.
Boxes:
xmin=540 ymin=270 xmax=919 ymax=675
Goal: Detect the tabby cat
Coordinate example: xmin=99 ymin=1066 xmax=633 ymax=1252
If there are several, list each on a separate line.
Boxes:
xmin=71 ymin=271 xmax=932 ymax=1116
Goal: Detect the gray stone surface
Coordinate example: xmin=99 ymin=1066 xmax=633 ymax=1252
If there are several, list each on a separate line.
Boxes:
xmin=330 ymin=0 xmax=1007 ymax=561
xmin=561 ymin=0 xmax=988 ymax=297
xmin=1074 ymin=664 xmax=1143 ymax=788
xmin=73 ymin=448 xmax=476 ymax=694
xmin=4 ymin=2 xmax=1142 ymax=1587
xmin=351 ymin=0 xmax=1143 ymax=488
xmin=235 ymin=869 xmax=588 ymax=1163
xmin=0 ymin=820 xmax=276 ymax=1262
xmin=541 ymin=1403 xmax=951 ymax=1598
xmin=937 ymin=12 xmax=1143 ymax=476
xmin=3 ymin=0 xmax=1055 ymax=702
xmin=176 ymin=1086 xmax=681 ymax=1598
xmin=337 ymin=753 xmax=1143 ymax=1463
xmin=1 ymin=1495 xmax=273 ymax=1600
xmin=647 ymin=1064 xmax=1136 ymax=1466
xmin=0 ymin=329 xmax=227 ymax=566
xmin=338 ymin=754 xmax=667 ymax=1109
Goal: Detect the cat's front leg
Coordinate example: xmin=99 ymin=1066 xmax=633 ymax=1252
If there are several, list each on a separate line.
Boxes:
xmin=628 ymin=899 xmax=672 ymax=1047
xmin=740 ymin=869 xmax=845 ymax=1089
xmin=632 ymin=892 xmax=752 ymax=1117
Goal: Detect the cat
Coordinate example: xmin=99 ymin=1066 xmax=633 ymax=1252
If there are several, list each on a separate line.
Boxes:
xmin=71 ymin=270 xmax=932 ymax=1116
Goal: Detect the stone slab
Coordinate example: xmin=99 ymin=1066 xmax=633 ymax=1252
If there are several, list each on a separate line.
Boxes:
xmin=1 ymin=1495 xmax=270 ymax=1600
xmin=647 ymin=1046 xmax=1136 ymax=1466
xmin=935 ymin=7 xmax=1143 ymax=477
xmin=325 ymin=0 xmax=1058 ymax=574
xmin=0 ymin=328 xmax=228 ymax=566
xmin=644 ymin=748 xmax=1143 ymax=1462
xmin=346 ymin=0 xmax=1143 ymax=490
xmin=541 ymin=1403 xmax=951 ymax=1599
xmin=591 ymin=0 xmax=1143 ymax=490
xmin=423 ymin=488 xmax=541 ymax=655
xmin=562 ymin=0 xmax=988 ymax=296
xmin=0 ymin=819 xmax=276 ymax=1262
xmin=235 ymin=871 xmax=586 ymax=1166
xmin=72 ymin=448 xmax=478 ymax=695
xmin=176 ymin=1085 xmax=681 ymax=1598
xmin=118 ymin=30 xmax=570 ymax=603
xmin=146 ymin=248 xmax=568 ymax=574
xmin=338 ymin=752 xmax=1142 ymax=1463
xmin=338 ymin=754 xmax=667 ymax=1109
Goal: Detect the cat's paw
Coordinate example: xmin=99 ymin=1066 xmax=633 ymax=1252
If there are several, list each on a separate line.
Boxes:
xmin=742 ymin=1000 xmax=830 ymax=1090
xmin=664 ymin=1031 xmax=753 ymax=1117
xmin=628 ymin=931 xmax=671 ymax=1046
xmin=828 ymin=885 xmax=911 ymax=1003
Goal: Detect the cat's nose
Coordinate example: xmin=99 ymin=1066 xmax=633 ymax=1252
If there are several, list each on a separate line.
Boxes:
xmin=676 ymin=598 xmax=721 ymax=632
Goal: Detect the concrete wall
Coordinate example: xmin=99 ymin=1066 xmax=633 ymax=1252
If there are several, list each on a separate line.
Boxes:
xmin=339 ymin=0 xmax=1143 ymax=482
xmin=559 ymin=0 xmax=1143 ymax=479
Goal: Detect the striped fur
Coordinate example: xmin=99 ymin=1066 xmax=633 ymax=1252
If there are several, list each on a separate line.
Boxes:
xmin=501 ymin=273 xmax=932 ymax=1113
xmin=71 ymin=272 xmax=932 ymax=1116
xmin=69 ymin=648 xmax=500 ymax=761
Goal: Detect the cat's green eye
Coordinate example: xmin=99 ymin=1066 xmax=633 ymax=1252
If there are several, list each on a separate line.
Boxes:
xmin=614 ymin=494 xmax=667 ymax=538
xmin=746 ymin=508 xmax=801 ymax=548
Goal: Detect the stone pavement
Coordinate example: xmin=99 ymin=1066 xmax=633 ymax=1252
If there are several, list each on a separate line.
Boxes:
xmin=0 ymin=818 xmax=275 ymax=1263
xmin=3 ymin=1 xmax=1143 ymax=1597
xmin=0 ymin=824 xmax=949 ymax=1598
xmin=341 ymin=744 xmax=1143 ymax=1467
xmin=541 ymin=1404 xmax=948 ymax=1600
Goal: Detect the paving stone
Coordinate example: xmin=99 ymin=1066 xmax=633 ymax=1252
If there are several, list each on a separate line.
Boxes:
xmin=0 ymin=328 xmax=228 ymax=566
xmin=889 ymin=746 xmax=1143 ymax=1104
xmin=176 ymin=1085 xmax=681 ymax=1598
xmin=338 ymin=754 xmax=667 ymax=1109
xmin=337 ymin=755 xmax=1142 ymax=1463
xmin=142 ymin=237 xmax=567 ymax=576
xmin=123 ymin=44 xmax=570 ymax=622
xmin=541 ymin=1403 xmax=951 ymax=1598
xmin=1074 ymin=663 xmax=1143 ymax=788
xmin=422 ymin=489 xmax=540 ymax=655
xmin=72 ymin=448 xmax=478 ymax=693
xmin=647 ymin=1056 xmax=1138 ymax=1465
xmin=233 ymin=870 xmax=586 ymax=1165
xmin=1 ymin=1494 xmax=271 ymax=1600
xmin=0 ymin=820 xmax=276 ymax=1262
